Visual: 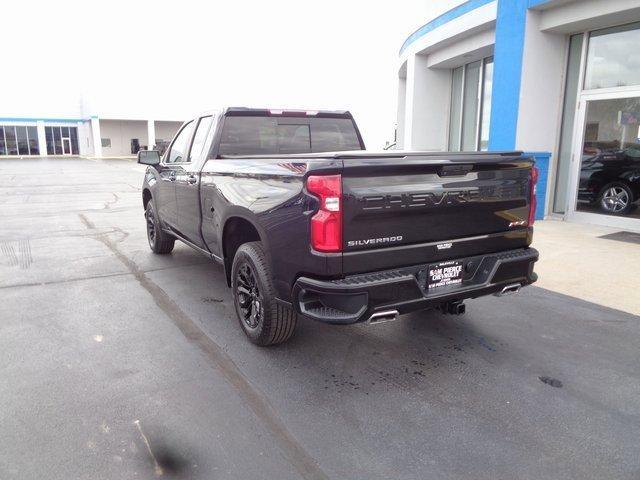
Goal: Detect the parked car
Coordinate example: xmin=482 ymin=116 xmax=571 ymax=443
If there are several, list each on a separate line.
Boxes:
xmin=138 ymin=107 xmax=539 ymax=346
xmin=578 ymin=146 xmax=640 ymax=215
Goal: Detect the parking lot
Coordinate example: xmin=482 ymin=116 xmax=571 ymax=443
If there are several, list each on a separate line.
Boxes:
xmin=1 ymin=157 xmax=640 ymax=480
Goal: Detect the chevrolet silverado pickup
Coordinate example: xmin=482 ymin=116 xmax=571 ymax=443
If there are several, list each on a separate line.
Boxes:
xmin=138 ymin=107 xmax=539 ymax=346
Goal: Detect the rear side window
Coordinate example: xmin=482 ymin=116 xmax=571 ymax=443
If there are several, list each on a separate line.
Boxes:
xmin=218 ymin=116 xmax=361 ymax=156
xmin=188 ymin=116 xmax=213 ymax=162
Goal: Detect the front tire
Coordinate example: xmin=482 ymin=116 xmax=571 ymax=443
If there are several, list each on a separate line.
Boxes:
xmin=145 ymin=202 xmax=175 ymax=254
xmin=231 ymin=242 xmax=297 ymax=346
xmin=598 ymin=182 xmax=634 ymax=215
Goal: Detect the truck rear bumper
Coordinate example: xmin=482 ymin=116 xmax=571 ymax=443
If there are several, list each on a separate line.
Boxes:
xmin=292 ymin=247 xmax=538 ymax=324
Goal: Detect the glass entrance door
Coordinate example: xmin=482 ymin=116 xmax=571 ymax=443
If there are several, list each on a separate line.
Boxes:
xmin=568 ymin=93 xmax=640 ymax=226
xmin=62 ymin=138 xmax=72 ymax=155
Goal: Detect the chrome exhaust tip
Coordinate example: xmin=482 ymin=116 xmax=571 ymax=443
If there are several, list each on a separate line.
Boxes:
xmin=496 ymin=283 xmax=522 ymax=297
xmin=367 ymin=310 xmax=399 ymax=325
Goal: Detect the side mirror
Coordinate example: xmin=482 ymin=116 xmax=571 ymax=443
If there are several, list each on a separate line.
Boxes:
xmin=138 ymin=149 xmax=161 ymax=166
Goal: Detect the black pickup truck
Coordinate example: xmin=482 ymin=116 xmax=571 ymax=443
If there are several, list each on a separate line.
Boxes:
xmin=138 ymin=107 xmax=539 ymax=346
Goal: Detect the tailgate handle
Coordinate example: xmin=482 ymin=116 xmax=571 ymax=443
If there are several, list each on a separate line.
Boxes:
xmin=438 ymin=165 xmax=473 ymax=177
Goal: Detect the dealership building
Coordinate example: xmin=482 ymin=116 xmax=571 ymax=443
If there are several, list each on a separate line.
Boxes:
xmin=397 ymin=0 xmax=640 ymax=231
xmin=0 ymin=99 xmax=183 ymax=158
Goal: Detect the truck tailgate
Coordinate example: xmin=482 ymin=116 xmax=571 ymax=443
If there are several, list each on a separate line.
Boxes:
xmin=340 ymin=153 xmax=534 ymax=274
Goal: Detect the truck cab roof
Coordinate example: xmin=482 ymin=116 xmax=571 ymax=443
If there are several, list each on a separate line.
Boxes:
xmin=191 ymin=107 xmax=355 ymax=120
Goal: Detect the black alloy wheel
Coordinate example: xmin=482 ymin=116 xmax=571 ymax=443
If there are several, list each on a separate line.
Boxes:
xmin=235 ymin=262 xmax=263 ymax=329
xmin=144 ymin=202 xmax=175 ymax=254
xmin=230 ymin=242 xmax=297 ymax=346
xmin=146 ymin=207 xmax=156 ymax=248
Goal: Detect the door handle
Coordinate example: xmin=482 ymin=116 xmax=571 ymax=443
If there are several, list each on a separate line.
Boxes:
xmin=187 ymin=174 xmax=198 ymax=185
xmin=168 ymin=171 xmax=177 ymax=181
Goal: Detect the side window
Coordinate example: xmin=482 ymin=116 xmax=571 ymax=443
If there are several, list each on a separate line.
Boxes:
xmin=188 ymin=116 xmax=214 ymax=162
xmin=167 ymin=121 xmax=194 ymax=163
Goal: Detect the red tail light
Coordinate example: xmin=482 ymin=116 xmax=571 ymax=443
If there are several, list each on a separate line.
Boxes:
xmin=306 ymin=174 xmax=342 ymax=252
xmin=528 ymin=166 xmax=539 ymax=226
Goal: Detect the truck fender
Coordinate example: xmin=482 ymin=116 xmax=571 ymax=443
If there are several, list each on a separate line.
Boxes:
xmin=219 ymin=210 xmax=272 ymax=286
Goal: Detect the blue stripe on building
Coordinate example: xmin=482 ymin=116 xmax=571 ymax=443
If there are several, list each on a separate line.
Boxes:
xmin=527 ymin=0 xmax=552 ymax=8
xmin=488 ymin=0 xmax=528 ymax=150
xmin=400 ymin=0 xmax=495 ymax=54
xmin=0 ymin=117 xmax=85 ymax=123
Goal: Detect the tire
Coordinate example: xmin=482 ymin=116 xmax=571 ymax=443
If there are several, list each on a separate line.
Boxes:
xmin=231 ymin=242 xmax=297 ymax=346
xmin=597 ymin=182 xmax=635 ymax=215
xmin=145 ymin=202 xmax=175 ymax=254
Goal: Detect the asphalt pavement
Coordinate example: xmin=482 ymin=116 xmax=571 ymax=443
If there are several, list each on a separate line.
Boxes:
xmin=1 ymin=157 xmax=639 ymax=480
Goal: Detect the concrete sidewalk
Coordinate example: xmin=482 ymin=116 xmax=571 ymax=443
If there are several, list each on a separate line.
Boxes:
xmin=533 ymin=220 xmax=640 ymax=316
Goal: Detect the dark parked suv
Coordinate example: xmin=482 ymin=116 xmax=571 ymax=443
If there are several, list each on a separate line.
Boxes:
xmin=138 ymin=107 xmax=539 ymax=346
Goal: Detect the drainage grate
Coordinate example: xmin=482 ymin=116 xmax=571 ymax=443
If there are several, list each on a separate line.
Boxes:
xmin=0 ymin=240 xmax=32 ymax=269
xmin=598 ymin=231 xmax=640 ymax=245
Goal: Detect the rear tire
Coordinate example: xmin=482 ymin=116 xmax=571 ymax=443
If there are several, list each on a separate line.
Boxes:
xmin=231 ymin=242 xmax=297 ymax=346
xmin=145 ymin=202 xmax=175 ymax=254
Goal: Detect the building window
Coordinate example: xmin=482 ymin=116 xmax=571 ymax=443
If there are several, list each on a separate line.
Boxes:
xmin=0 ymin=125 xmax=40 ymax=156
xmin=27 ymin=126 xmax=39 ymax=155
xmin=70 ymin=128 xmax=78 ymax=154
xmin=101 ymin=138 xmax=111 ymax=148
xmin=5 ymin=127 xmax=18 ymax=155
xmin=479 ymin=59 xmax=493 ymax=151
xmin=16 ymin=126 xmax=29 ymax=155
xmin=448 ymin=56 xmax=494 ymax=151
xmin=53 ymin=127 xmax=62 ymax=154
xmin=45 ymin=126 xmax=79 ymax=155
xmin=45 ymin=127 xmax=54 ymax=154
xmin=584 ymin=22 xmax=640 ymax=90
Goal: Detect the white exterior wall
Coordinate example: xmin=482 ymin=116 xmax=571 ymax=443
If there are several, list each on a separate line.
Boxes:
xmin=91 ymin=117 xmax=102 ymax=157
xmin=99 ymin=120 xmax=149 ymax=157
xmin=36 ymin=121 xmax=46 ymax=156
xmin=427 ymin=29 xmax=495 ymax=69
xmin=515 ymin=9 xmax=567 ymax=152
xmin=403 ymin=54 xmax=451 ymax=150
xmin=396 ymin=76 xmax=407 ymax=149
xmin=78 ymin=121 xmax=93 ymax=156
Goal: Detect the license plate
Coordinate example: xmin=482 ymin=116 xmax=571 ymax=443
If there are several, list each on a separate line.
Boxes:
xmin=428 ymin=261 xmax=463 ymax=289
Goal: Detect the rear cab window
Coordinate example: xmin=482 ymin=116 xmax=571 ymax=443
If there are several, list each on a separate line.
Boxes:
xmin=218 ymin=114 xmax=362 ymax=156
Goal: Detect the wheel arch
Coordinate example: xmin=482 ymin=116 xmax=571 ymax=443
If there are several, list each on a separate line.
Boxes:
xmin=142 ymin=188 xmax=152 ymax=209
xmin=221 ymin=215 xmax=268 ymax=287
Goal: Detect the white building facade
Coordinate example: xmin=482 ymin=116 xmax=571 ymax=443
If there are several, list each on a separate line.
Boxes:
xmin=398 ymin=0 xmax=640 ymax=231
xmin=0 ymin=98 xmax=183 ymax=158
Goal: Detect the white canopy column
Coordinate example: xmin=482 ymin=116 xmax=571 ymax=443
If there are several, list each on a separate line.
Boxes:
xmin=403 ymin=54 xmax=450 ymax=151
xmin=91 ymin=117 xmax=102 ymax=157
xmin=147 ymin=120 xmax=155 ymax=150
